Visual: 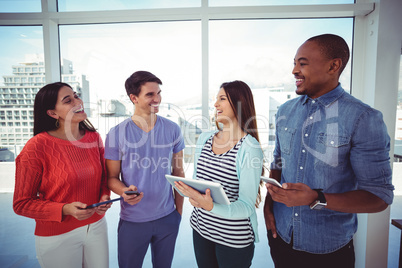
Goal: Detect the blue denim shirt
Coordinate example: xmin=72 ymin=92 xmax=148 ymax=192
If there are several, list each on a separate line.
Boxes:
xmin=271 ymin=84 xmax=394 ymax=254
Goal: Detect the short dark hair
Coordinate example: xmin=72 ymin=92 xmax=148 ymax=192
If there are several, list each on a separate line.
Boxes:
xmin=307 ymin=34 xmax=350 ymax=75
xmin=125 ymin=71 xmax=162 ymax=97
xmin=33 ymin=82 xmax=95 ymax=136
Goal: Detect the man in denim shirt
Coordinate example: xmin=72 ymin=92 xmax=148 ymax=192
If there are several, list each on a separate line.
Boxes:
xmin=264 ymin=34 xmax=394 ymax=268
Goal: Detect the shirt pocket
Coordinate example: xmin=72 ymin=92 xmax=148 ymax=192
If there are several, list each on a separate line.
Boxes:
xmin=278 ymin=126 xmax=296 ymax=155
xmin=317 ymin=133 xmax=350 ymax=147
xmin=315 ymin=133 xmax=350 ymax=167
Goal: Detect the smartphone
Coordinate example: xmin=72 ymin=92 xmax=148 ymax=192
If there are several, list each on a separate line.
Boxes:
xmin=260 ymin=176 xmax=282 ymax=188
xmin=124 ymin=190 xmax=140 ymax=196
xmin=84 ymin=197 xmax=122 ymax=209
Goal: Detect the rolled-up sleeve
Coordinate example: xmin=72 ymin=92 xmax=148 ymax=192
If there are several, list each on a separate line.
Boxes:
xmin=350 ymin=108 xmax=394 ymax=204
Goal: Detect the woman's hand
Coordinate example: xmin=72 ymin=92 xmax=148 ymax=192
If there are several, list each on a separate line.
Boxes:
xmin=62 ymin=202 xmax=96 ymax=221
xmin=121 ymin=185 xmax=144 ymax=206
xmin=174 ymin=181 xmax=214 ymax=211
xmin=95 ymin=195 xmax=112 ymax=215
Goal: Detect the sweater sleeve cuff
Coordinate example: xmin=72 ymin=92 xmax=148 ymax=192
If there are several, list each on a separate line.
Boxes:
xmin=210 ymin=203 xmax=228 ymax=216
xmin=57 ymin=202 xmax=67 ymax=222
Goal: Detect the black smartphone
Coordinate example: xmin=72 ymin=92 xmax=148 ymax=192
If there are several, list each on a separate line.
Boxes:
xmin=124 ymin=191 xmax=140 ymax=196
xmin=84 ymin=197 xmax=122 ymax=209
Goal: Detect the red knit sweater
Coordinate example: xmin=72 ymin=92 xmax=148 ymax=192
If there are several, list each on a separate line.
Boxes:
xmin=13 ymin=131 xmax=110 ymax=236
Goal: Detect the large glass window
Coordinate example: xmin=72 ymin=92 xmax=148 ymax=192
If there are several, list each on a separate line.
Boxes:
xmin=59 ymin=21 xmax=201 ymax=164
xmin=58 ymin=0 xmax=200 ymax=12
xmin=0 ymin=26 xmax=43 ymax=160
xmin=393 ymin=54 xmax=402 ymax=191
xmin=390 ymin=54 xmax=402 ymax=268
xmin=210 ymin=0 xmax=354 ymax=7
xmin=0 ymin=0 xmax=41 ymax=12
xmin=209 ymin=18 xmax=353 ymax=160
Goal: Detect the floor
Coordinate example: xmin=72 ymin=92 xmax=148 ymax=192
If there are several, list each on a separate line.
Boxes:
xmin=0 ymin=193 xmax=400 ymax=268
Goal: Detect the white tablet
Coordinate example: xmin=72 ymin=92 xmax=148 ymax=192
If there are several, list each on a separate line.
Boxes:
xmin=165 ymin=175 xmax=230 ymax=205
xmin=260 ymin=176 xmax=282 ymax=188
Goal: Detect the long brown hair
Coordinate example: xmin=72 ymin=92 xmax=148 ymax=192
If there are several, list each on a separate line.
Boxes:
xmin=33 ymin=82 xmax=96 ymax=136
xmin=217 ymin=80 xmax=264 ymax=208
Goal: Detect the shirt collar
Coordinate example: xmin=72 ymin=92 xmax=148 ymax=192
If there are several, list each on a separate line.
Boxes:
xmin=302 ymin=83 xmax=345 ymax=107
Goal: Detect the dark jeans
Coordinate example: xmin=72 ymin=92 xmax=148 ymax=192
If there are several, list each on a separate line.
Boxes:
xmin=118 ymin=210 xmax=181 ymax=268
xmin=267 ymin=231 xmax=355 ymax=268
xmin=193 ymin=229 xmax=255 ymax=268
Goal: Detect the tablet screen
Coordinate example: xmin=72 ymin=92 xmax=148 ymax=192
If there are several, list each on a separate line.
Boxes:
xmin=165 ymin=175 xmax=230 ymax=205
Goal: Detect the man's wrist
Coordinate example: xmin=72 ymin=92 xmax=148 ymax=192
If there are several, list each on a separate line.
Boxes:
xmin=310 ymin=189 xmax=327 ymax=210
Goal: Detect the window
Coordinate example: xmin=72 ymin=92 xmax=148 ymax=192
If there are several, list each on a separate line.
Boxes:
xmin=0 ymin=26 xmax=43 ymax=151
xmin=58 ymin=0 xmax=201 ymax=12
xmin=210 ymin=0 xmax=354 ymax=6
xmin=393 ymin=54 xmax=402 ymax=190
xmin=209 ymin=18 xmax=353 ymax=153
xmin=0 ymin=0 xmax=41 ymax=12
xmin=60 ymin=21 xmax=202 ymax=160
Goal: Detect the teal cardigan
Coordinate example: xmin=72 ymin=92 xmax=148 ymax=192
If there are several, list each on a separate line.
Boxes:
xmin=192 ymin=131 xmax=264 ymax=243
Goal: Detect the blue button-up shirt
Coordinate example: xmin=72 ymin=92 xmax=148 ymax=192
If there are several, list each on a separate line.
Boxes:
xmin=271 ymin=84 xmax=394 ymax=254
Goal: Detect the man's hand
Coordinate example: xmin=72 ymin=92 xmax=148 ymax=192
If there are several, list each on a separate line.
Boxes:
xmin=267 ymin=182 xmax=317 ymax=207
xmin=263 ymin=193 xmax=277 ymax=238
xmin=122 ymin=185 xmax=144 ymax=206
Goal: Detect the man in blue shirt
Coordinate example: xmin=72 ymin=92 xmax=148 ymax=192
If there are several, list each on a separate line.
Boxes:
xmin=264 ymin=34 xmax=394 ymax=268
xmin=105 ymin=71 xmax=185 ymax=268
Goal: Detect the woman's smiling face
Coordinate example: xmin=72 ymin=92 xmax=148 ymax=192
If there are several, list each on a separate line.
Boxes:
xmin=214 ymin=87 xmax=236 ymax=125
xmin=48 ymin=86 xmax=87 ymax=124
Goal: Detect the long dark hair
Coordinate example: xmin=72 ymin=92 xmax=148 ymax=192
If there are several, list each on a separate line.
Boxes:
xmin=217 ymin=80 xmax=264 ymax=207
xmin=217 ymin=80 xmax=260 ymax=142
xmin=33 ymin=82 xmax=96 ymax=136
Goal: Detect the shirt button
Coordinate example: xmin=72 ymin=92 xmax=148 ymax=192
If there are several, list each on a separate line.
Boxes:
xmin=300 ymin=166 xmax=303 ymax=170
xmin=312 ymin=100 xmax=316 ymax=104
xmin=330 ymin=141 xmax=335 ymax=145
xmin=295 ymin=213 xmax=299 ymax=217
xmin=309 ymin=116 xmax=313 ymax=119
xmin=285 ymin=127 xmax=288 ymax=131
xmin=302 ymin=149 xmax=306 ymax=153
xmin=305 ymin=133 xmax=308 ymax=137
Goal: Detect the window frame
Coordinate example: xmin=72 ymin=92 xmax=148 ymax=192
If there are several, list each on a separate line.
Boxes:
xmin=0 ymin=1 xmax=374 ymax=128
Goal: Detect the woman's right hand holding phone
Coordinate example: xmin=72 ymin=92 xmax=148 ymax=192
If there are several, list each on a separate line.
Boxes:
xmin=62 ymin=202 xmax=96 ymax=221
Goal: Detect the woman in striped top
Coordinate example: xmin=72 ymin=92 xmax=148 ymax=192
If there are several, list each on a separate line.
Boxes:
xmin=175 ymin=80 xmax=264 ymax=268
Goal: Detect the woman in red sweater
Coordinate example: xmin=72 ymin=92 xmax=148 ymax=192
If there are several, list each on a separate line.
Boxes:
xmin=13 ymin=82 xmax=111 ymax=268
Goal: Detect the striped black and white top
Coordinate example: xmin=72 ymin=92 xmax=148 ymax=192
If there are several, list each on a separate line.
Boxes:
xmin=190 ymin=134 xmax=254 ymax=248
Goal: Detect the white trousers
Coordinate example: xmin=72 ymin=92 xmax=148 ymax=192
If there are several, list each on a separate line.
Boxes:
xmin=35 ymin=217 xmax=109 ymax=268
